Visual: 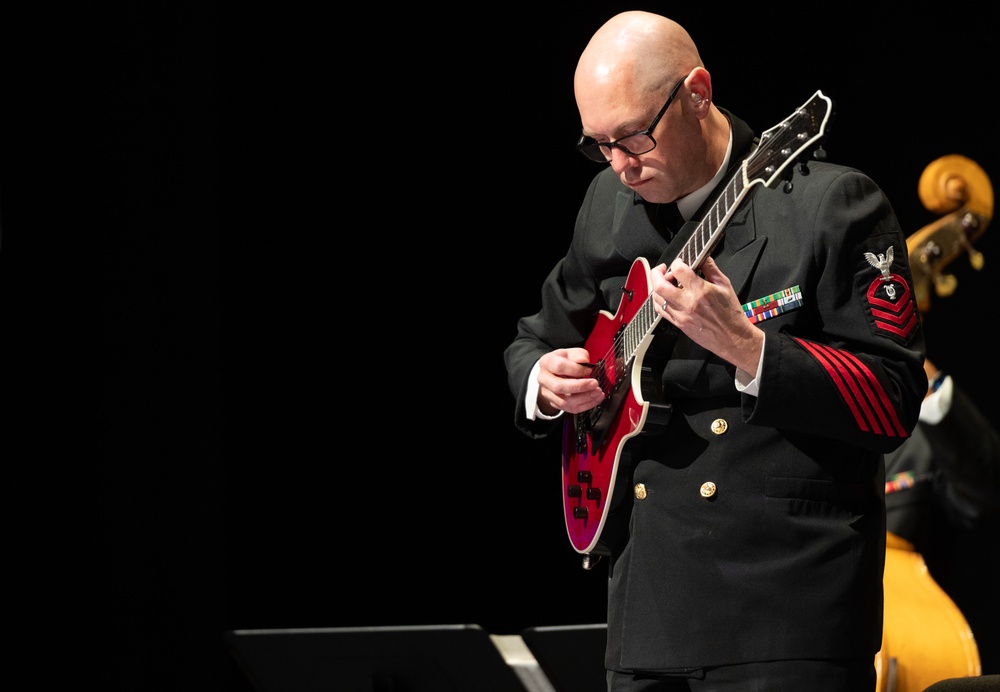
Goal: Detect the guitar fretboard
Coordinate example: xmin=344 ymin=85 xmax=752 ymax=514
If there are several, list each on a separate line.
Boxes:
xmin=619 ymin=169 xmax=751 ymax=366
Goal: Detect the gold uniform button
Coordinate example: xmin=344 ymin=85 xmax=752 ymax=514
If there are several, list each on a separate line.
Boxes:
xmin=700 ymin=482 xmax=717 ymax=498
xmin=711 ymin=418 xmax=728 ymax=435
xmin=634 ymin=483 xmax=647 ymax=500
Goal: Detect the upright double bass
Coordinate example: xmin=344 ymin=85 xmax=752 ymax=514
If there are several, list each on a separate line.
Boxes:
xmin=874 ymin=154 xmax=992 ymax=692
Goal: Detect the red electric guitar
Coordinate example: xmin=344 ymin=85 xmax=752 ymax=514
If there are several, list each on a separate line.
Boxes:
xmin=562 ymin=90 xmax=834 ymax=562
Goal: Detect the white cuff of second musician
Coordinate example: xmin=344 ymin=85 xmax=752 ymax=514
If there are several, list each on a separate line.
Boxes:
xmin=918 ymin=373 xmax=952 ymax=425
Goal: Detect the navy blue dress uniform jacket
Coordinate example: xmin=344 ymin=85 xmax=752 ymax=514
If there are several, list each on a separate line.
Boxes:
xmin=504 ymin=110 xmax=928 ymax=671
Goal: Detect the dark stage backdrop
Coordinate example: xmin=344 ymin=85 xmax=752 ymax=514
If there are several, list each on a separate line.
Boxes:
xmin=92 ymin=4 xmax=999 ymax=691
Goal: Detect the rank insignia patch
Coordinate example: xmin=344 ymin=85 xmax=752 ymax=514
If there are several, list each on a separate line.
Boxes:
xmin=864 ymin=246 xmax=918 ymax=339
xmin=742 ymin=286 xmax=802 ymax=324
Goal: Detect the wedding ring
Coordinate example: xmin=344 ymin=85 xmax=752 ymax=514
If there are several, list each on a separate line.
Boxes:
xmin=662 ymin=300 xmax=668 ymax=311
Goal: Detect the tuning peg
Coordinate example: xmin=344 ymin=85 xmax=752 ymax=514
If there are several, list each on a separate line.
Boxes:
xmin=798 ymin=161 xmax=811 ymax=176
xmin=934 ymin=272 xmax=958 ymax=298
xmin=813 ymin=146 xmax=827 ymax=161
xmin=781 ymin=166 xmax=795 ymax=193
xmin=959 ymin=213 xmax=986 ymax=270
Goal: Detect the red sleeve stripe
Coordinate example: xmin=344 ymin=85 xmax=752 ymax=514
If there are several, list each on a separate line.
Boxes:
xmin=797 ymin=340 xmax=877 ymax=433
xmin=794 ymin=338 xmax=908 ymax=438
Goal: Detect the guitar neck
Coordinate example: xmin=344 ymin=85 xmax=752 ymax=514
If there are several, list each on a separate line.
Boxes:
xmin=676 ymin=166 xmax=753 ymax=270
xmin=625 ymin=165 xmax=755 ymax=359
xmin=626 ymin=89 xmax=834 ymax=357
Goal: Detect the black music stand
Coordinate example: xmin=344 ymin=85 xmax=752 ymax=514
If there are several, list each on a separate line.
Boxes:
xmin=520 ymin=624 xmax=607 ymax=692
xmin=225 ymin=624 xmax=529 ymax=692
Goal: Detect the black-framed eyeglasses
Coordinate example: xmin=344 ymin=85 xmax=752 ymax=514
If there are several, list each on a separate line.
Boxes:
xmin=576 ymin=77 xmax=686 ymax=163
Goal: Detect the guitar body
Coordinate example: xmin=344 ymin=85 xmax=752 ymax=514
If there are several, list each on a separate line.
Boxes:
xmin=562 ymin=258 xmax=673 ymax=557
xmin=559 ymin=90 xmax=835 ymax=559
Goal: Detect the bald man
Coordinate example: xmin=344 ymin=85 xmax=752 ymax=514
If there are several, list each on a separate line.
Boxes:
xmin=505 ymin=11 xmax=927 ymax=691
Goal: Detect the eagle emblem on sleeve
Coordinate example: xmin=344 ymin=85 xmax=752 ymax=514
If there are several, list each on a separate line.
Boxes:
xmin=864 ymin=246 xmax=896 ymax=299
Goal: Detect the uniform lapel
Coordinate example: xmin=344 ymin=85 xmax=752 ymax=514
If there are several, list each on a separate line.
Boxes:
xmin=713 ymin=200 xmax=765 ymax=299
xmin=611 ymin=190 xmax=670 ymax=263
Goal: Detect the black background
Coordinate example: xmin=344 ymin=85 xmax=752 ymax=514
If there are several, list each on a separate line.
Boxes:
xmin=86 ymin=4 xmax=998 ymax=690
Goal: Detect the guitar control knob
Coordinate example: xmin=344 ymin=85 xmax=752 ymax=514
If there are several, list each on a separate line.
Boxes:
xmin=573 ymin=506 xmax=588 ymax=519
xmin=567 ymin=485 xmax=582 ymax=498
xmin=577 ymin=470 xmax=592 ymax=483
xmin=586 ymin=487 xmax=602 ymax=502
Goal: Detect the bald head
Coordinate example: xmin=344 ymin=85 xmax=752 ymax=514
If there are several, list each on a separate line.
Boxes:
xmin=572 ymin=12 xmax=726 ymax=204
xmin=575 ymin=11 xmax=703 ymax=97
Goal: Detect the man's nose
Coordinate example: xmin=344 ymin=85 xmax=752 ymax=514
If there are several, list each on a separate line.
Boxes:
xmin=609 ymin=146 xmax=639 ymax=171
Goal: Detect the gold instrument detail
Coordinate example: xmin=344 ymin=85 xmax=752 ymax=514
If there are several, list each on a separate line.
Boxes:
xmin=907 ymin=154 xmax=992 ymax=312
xmin=876 ymin=154 xmax=992 ymax=691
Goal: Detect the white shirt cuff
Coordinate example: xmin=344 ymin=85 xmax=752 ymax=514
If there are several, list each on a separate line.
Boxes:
xmin=734 ymin=333 xmax=764 ymax=396
xmin=918 ymin=374 xmax=952 ymax=425
xmin=526 ymin=359 xmax=563 ymax=421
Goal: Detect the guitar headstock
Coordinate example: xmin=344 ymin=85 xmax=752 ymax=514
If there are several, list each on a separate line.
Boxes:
xmin=745 ymin=90 xmax=834 ymax=190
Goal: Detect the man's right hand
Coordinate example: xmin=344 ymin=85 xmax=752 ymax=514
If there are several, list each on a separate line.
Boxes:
xmin=536 ymin=348 xmax=606 ymax=415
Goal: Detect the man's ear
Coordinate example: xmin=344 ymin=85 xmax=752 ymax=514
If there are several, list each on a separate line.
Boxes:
xmin=685 ymin=67 xmax=711 ymax=110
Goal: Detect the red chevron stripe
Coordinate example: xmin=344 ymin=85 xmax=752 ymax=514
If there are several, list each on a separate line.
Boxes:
xmin=870 ymin=300 xmax=915 ymax=326
xmin=873 ymin=311 xmax=918 ymax=338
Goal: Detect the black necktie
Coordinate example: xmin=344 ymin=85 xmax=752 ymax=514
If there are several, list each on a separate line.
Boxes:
xmin=657 ymin=202 xmax=684 ymax=238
